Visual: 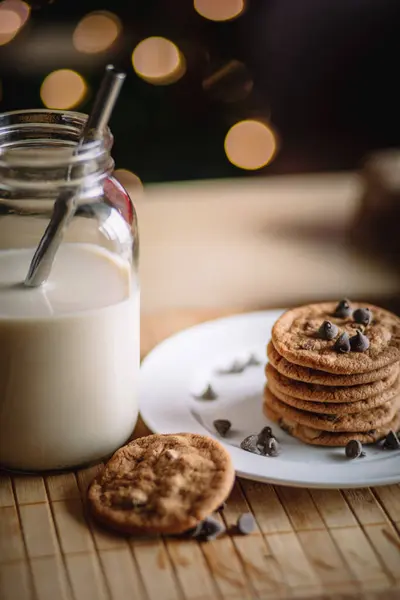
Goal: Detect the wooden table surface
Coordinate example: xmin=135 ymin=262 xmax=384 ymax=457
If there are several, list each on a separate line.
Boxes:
xmin=136 ymin=174 xmax=399 ymax=313
xmin=1 ymin=309 xmax=400 ymax=600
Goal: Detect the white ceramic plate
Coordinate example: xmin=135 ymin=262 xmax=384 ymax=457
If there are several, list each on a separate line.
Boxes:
xmin=139 ymin=310 xmax=400 ymax=488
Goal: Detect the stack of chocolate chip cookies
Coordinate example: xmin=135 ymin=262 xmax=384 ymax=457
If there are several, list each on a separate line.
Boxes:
xmin=264 ymin=300 xmax=400 ymax=446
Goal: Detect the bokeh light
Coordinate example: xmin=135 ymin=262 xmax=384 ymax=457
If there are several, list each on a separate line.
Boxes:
xmin=40 ymin=70 xmax=87 ymax=110
xmin=224 ymin=120 xmax=277 ymax=170
xmin=0 ymin=0 xmax=30 ymax=46
xmin=114 ymin=169 xmax=144 ymax=199
xmin=194 ymin=0 xmax=244 ymax=22
xmin=73 ymin=11 xmax=121 ymax=54
xmin=132 ymin=37 xmax=185 ymax=85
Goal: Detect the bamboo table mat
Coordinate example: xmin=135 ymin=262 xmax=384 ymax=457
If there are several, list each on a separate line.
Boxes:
xmin=1 ymin=308 xmax=400 ymax=600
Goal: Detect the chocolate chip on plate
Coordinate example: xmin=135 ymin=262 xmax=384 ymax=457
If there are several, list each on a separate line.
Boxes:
xmin=334 ymin=332 xmax=351 ymax=353
xmin=257 ymin=426 xmax=274 ymax=445
xmin=196 ymin=516 xmax=226 ymax=541
xmin=193 ymin=384 xmax=218 ymax=400
xmin=318 ymin=320 xmax=339 ymax=340
xmin=350 ymin=331 xmax=370 ymax=352
xmin=237 ymin=513 xmax=256 ymax=535
xmin=217 ymin=360 xmax=246 ymax=375
xmin=213 ymin=419 xmax=231 ymax=437
xmin=240 ymin=435 xmax=261 ymax=455
xmin=334 ymin=299 xmax=352 ymax=318
xmin=260 ymin=437 xmax=280 ymax=457
xmin=345 ymin=439 xmax=366 ymax=459
xmin=246 ymin=353 xmax=262 ymax=367
xmin=383 ymin=430 xmax=400 ymax=450
xmin=229 ymin=360 xmax=247 ymax=373
xmin=353 ymin=307 xmax=372 ymax=326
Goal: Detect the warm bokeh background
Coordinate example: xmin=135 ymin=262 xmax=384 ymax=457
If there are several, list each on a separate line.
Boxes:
xmin=1 ymin=0 xmax=400 ymax=184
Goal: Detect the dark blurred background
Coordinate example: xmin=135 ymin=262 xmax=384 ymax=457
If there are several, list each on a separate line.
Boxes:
xmin=0 ymin=0 xmax=400 ymax=184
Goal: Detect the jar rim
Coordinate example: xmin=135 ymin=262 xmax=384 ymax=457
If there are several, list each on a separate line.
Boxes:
xmin=0 ymin=109 xmax=113 ymax=169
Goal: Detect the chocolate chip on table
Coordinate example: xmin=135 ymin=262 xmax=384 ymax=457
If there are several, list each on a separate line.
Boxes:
xmin=217 ymin=502 xmax=227 ymax=512
xmin=179 ymin=521 xmax=204 ymax=539
xmin=350 ymin=331 xmax=370 ymax=352
xmin=353 ymin=307 xmax=372 ymax=326
xmin=334 ymin=332 xmax=351 ymax=353
xmin=383 ymin=430 xmax=400 ymax=450
xmin=237 ymin=513 xmax=256 ymax=535
xmin=334 ymin=299 xmax=353 ymax=318
xmin=195 ymin=516 xmax=226 ymax=541
xmin=240 ymin=434 xmax=261 ymax=455
xmin=193 ymin=384 xmax=218 ymax=400
xmin=213 ymin=419 xmax=231 ymax=437
xmin=318 ymin=320 xmax=339 ymax=341
xmin=345 ymin=439 xmax=366 ymax=459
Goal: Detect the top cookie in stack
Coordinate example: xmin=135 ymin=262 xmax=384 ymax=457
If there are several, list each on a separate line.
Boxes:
xmin=264 ymin=300 xmax=400 ymax=446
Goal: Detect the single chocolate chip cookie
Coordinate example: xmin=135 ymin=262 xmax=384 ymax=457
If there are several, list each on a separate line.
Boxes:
xmin=272 ymin=302 xmax=400 ymax=374
xmin=265 ymin=378 xmax=400 ymax=415
xmin=88 ymin=433 xmax=235 ymax=535
xmin=265 ymin=363 xmax=400 ymax=403
xmin=264 ymin=387 xmax=400 ymax=433
xmin=267 ymin=341 xmax=399 ymax=386
xmin=263 ymin=402 xmax=400 ymax=446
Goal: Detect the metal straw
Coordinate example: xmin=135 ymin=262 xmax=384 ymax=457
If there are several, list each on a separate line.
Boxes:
xmin=24 ymin=64 xmax=126 ymax=288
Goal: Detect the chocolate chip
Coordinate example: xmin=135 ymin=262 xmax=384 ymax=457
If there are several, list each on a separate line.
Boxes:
xmin=350 ymin=331 xmax=370 ymax=352
xmin=179 ymin=522 xmax=204 ymax=538
xmin=353 ymin=307 xmax=372 ymax=326
xmin=217 ymin=502 xmax=227 ymax=512
xmin=237 ymin=513 xmax=256 ymax=535
xmin=383 ymin=430 xmax=400 ymax=450
xmin=230 ymin=360 xmax=247 ymax=373
xmin=217 ymin=360 xmax=246 ymax=375
xmin=334 ymin=299 xmax=352 ymax=318
xmin=196 ymin=516 xmax=226 ymax=541
xmin=345 ymin=439 xmax=366 ymax=459
xmin=257 ymin=426 xmax=273 ymax=445
xmin=318 ymin=320 xmax=339 ymax=340
xmin=193 ymin=384 xmax=218 ymax=400
xmin=261 ymin=437 xmax=280 ymax=457
xmin=240 ymin=434 xmax=261 ymax=455
xmin=334 ymin=332 xmax=351 ymax=353
xmin=213 ymin=419 xmax=231 ymax=437
xmin=256 ymin=427 xmax=279 ymax=455
xmin=246 ymin=353 xmax=262 ymax=367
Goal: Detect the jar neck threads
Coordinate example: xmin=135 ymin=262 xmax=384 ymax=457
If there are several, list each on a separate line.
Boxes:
xmin=0 ymin=110 xmax=114 ymax=201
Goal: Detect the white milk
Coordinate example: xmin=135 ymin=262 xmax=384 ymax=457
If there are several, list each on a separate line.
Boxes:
xmin=0 ymin=243 xmax=139 ymax=471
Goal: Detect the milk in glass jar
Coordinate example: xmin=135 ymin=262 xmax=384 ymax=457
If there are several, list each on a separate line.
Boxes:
xmin=0 ymin=110 xmax=140 ymax=471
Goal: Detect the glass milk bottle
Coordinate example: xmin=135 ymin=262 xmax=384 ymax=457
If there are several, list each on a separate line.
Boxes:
xmin=0 ymin=109 xmax=140 ymax=472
